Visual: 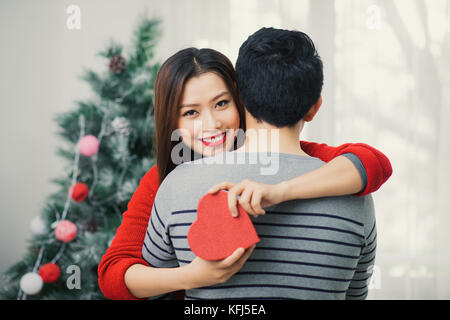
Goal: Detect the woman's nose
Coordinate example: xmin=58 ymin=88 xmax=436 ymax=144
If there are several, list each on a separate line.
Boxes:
xmin=202 ymin=110 xmax=222 ymax=129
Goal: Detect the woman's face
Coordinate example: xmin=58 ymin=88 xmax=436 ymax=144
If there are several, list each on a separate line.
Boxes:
xmin=177 ymin=72 xmax=241 ymax=158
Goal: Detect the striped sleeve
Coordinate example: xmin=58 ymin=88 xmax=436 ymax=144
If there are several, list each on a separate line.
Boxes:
xmin=341 ymin=153 xmax=368 ymax=193
xmin=141 ymin=203 xmax=179 ymax=268
xmin=346 ymin=221 xmax=377 ymax=300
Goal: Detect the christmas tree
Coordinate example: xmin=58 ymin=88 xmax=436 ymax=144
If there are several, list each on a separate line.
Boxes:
xmin=0 ymin=16 xmax=161 ymax=300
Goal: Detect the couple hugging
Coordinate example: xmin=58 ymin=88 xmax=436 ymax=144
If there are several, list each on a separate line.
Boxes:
xmin=98 ymin=27 xmax=392 ymax=300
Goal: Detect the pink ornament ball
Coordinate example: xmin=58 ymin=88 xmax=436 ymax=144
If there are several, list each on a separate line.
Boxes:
xmin=78 ymin=135 xmax=99 ymax=157
xmin=55 ymin=220 xmax=77 ymax=243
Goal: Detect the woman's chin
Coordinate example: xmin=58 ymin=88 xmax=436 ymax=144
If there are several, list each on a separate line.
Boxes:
xmin=203 ymin=147 xmax=225 ymax=157
xmin=194 ymin=144 xmax=227 ymax=158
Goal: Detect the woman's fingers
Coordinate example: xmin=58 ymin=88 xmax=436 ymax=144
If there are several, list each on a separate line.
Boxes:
xmin=238 ymin=187 xmax=255 ymax=216
xmin=208 ymin=182 xmax=234 ymax=194
xmin=237 ymin=181 xmax=266 ymax=217
xmin=234 ymin=245 xmax=256 ymax=270
xmin=220 ymin=247 xmax=245 ymax=268
xmin=242 ymin=245 xmax=256 ymax=261
xmin=250 ymin=190 xmax=266 ymax=216
xmin=208 ymin=180 xmax=267 ymax=218
xmin=208 ymin=181 xmax=241 ymax=217
xmin=221 ymin=245 xmax=256 ymax=270
xmin=228 ymin=184 xmax=246 ymax=217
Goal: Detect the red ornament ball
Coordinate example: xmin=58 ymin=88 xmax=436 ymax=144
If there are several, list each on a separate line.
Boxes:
xmin=38 ymin=263 xmax=61 ymax=283
xmin=55 ymin=220 xmax=77 ymax=243
xmin=68 ymin=182 xmax=89 ymax=202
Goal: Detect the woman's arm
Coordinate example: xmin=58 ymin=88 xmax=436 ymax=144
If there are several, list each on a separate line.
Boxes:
xmin=278 ymin=155 xmax=363 ymax=201
xmin=124 ymin=246 xmax=255 ymax=299
xmin=209 ymin=141 xmax=393 ymax=217
xmin=208 ymin=156 xmax=361 ymax=217
xmin=300 ymin=141 xmax=393 ymax=196
xmin=97 ymin=165 xmax=161 ymax=300
xmin=98 ymin=165 xmax=254 ymax=299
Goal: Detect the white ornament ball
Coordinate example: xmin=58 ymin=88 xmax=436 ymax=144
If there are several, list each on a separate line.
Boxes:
xmin=20 ymin=272 xmax=43 ymax=295
xmin=30 ymin=216 xmax=47 ymax=235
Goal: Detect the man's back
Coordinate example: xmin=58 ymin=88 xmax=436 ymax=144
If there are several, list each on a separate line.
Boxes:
xmin=142 ymin=152 xmax=376 ymax=300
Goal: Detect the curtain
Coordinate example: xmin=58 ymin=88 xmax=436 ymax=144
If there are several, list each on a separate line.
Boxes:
xmin=163 ymin=0 xmax=450 ymax=299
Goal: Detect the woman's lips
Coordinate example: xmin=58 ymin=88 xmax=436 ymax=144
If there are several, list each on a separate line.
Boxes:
xmin=200 ymin=132 xmax=226 ymax=147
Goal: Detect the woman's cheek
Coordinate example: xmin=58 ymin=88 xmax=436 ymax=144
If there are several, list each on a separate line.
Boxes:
xmin=176 ymin=116 xmax=204 ymax=156
xmin=224 ymin=105 xmax=241 ymax=129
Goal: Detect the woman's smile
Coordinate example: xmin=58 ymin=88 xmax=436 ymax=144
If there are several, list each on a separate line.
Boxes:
xmin=200 ymin=131 xmax=227 ymax=147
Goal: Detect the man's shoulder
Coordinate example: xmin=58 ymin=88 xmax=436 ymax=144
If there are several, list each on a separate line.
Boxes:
xmin=153 ymin=160 xmax=218 ymax=215
xmin=165 ymin=154 xmax=230 ymax=180
xmin=152 ymin=166 xmax=186 ymax=218
xmin=359 ymin=194 xmax=376 ymax=230
xmin=158 ymin=161 xmax=197 ymax=189
xmin=272 ymin=192 xmax=375 ymax=229
xmin=329 ymin=193 xmax=375 ymax=217
xmin=328 ymin=193 xmax=375 ymax=232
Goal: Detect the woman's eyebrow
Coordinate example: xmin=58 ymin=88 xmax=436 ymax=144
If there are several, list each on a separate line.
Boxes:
xmin=210 ymin=91 xmax=230 ymax=102
xmin=180 ymin=91 xmax=230 ymax=109
xmin=179 ymin=103 xmax=200 ymax=109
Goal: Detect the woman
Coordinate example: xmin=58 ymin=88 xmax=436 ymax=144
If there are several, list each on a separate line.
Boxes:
xmin=98 ymin=48 xmax=392 ymax=300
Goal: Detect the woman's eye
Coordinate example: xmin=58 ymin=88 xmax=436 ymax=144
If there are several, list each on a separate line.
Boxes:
xmin=216 ymin=100 xmax=229 ymax=108
xmin=182 ymin=110 xmax=198 ymax=117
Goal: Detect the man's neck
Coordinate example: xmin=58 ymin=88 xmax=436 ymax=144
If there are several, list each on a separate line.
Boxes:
xmin=235 ymin=119 xmax=309 ymax=157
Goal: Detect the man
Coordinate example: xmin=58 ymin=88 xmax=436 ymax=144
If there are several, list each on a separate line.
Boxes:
xmin=142 ymin=27 xmax=376 ymax=300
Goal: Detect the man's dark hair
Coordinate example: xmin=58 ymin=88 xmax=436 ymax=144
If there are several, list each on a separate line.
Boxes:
xmin=235 ymin=27 xmax=324 ymax=127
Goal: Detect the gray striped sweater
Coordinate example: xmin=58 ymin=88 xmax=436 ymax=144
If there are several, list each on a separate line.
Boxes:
xmin=142 ymin=152 xmax=376 ymax=300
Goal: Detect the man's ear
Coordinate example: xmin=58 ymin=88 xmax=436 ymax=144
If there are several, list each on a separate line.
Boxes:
xmin=303 ymin=96 xmax=322 ymax=122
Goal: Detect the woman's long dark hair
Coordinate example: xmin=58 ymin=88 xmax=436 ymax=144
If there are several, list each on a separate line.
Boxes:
xmin=153 ymin=48 xmax=246 ymax=184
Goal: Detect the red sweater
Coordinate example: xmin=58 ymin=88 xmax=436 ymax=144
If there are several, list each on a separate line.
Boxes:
xmin=98 ymin=141 xmax=392 ymax=300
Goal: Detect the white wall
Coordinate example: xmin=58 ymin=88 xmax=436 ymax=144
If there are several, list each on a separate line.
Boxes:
xmin=0 ymin=0 xmax=175 ymax=283
xmin=0 ymin=0 xmax=65 ymax=278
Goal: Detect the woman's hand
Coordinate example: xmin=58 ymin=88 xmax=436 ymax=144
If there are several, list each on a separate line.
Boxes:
xmin=184 ymin=245 xmax=256 ymax=289
xmin=208 ymin=179 xmax=286 ymax=218
xmin=124 ymin=246 xmax=255 ymax=299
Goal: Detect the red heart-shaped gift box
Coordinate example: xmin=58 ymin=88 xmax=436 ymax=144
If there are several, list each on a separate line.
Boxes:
xmin=187 ymin=191 xmax=260 ymax=261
